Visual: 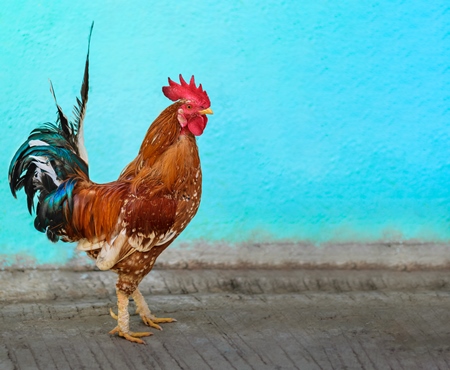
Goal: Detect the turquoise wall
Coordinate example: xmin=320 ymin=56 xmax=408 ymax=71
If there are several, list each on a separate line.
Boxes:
xmin=1 ymin=1 xmax=450 ymax=266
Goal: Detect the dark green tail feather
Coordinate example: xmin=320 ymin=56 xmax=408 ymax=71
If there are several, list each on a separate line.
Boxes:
xmin=8 ymin=23 xmax=94 ymax=242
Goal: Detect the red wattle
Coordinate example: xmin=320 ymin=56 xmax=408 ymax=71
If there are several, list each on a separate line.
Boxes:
xmin=188 ymin=115 xmax=208 ymax=136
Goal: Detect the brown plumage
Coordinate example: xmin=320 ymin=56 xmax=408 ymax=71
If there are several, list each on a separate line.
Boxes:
xmin=67 ymin=102 xmax=202 ymax=249
xmin=8 ymin=26 xmax=213 ymax=344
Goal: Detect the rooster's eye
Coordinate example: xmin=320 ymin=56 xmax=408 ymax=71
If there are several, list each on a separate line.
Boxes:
xmin=186 ymin=104 xmax=192 ymax=110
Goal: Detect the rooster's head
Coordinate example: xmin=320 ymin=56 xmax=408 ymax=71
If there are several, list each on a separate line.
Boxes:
xmin=162 ymin=75 xmax=213 ymax=136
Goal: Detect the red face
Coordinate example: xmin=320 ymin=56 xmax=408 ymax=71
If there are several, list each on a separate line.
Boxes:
xmin=177 ymin=101 xmax=212 ymax=136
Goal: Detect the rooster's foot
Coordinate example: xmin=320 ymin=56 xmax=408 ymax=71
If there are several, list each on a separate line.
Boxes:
xmin=132 ymin=289 xmax=177 ymax=330
xmin=109 ymin=292 xmax=153 ymax=344
xmin=108 ymin=325 xmax=152 ymax=344
xmin=140 ymin=314 xmax=177 ymax=331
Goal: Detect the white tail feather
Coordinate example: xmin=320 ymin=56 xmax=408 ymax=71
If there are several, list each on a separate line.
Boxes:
xmin=30 ymin=156 xmax=61 ymax=186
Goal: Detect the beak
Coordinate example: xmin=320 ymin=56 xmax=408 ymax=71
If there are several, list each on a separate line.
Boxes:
xmin=199 ymin=107 xmax=213 ymax=115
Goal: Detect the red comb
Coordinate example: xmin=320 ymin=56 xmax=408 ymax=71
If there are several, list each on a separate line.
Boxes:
xmin=162 ymin=74 xmax=211 ymax=107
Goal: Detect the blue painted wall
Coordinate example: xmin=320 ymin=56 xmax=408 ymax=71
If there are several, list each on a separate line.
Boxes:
xmin=1 ymin=1 xmax=450 ymax=266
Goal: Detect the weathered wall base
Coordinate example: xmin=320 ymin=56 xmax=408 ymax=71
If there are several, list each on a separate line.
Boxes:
xmin=2 ymin=242 xmax=449 ymax=271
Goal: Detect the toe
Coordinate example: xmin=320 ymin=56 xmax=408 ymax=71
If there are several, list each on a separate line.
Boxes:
xmin=109 ymin=326 xmax=120 ymax=335
xmin=142 ymin=317 xmax=163 ymax=330
xmin=130 ymin=331 xmax=153 ymax=338
xmin=109 ymin=308 xmax=119 ymax=320
xmin=152 ymin=317 xmax=177 ymax=323
xmin=122 ymin=333 xmax=147 ymax=344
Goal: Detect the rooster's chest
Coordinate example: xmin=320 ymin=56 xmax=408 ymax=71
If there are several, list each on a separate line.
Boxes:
xmin=173 ymin=167 xmax=202 ymax=234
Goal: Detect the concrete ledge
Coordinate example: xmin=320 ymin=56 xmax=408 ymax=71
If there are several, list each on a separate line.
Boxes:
xmin=3 ymin=241 xmax=449 ymax=271
xmin=1 ymin=268 xmax=449 ymax=303
xmin=155 ymin=241 xmax=450 ymax=270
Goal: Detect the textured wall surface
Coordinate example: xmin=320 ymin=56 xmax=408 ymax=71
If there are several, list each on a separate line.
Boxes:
xmin=1 ymin=1 xmax=450 ymax=266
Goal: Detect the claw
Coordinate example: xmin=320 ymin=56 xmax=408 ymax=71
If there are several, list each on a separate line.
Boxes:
xmin=109 ymin=326 xmax=120 ymax=335
xmin=153 ymin=317 xmax=177 ymax=323
xmin=142 ymin=316 xmax=163 ymax=330
xmin=109 ymin=308 xmax=118 ymax=320
xmin=132 ymin=289 xmax=177 ymax=330
xmin=123 ymin=334 xmax=146 ymax=345
xmin=141 ymin=315 xmax=177 ymax=330
xmin=109 ymin=326 xmax=152 ymax=344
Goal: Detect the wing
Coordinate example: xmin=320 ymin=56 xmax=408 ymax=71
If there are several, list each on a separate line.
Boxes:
xmin=75 ymin=181 xmax=178 ymax=270
xmin=124 ymin=192 xmax=178 ymax=251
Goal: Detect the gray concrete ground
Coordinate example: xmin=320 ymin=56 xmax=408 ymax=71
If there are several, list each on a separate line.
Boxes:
xmin=0 ymin=268 xmax=449 ymax=369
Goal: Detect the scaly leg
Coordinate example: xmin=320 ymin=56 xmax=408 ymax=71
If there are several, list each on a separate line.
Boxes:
xmin=132 ymin=288 xmax=177 ymax=331
xmin=109 ymin=288 xmax=152 ymax=344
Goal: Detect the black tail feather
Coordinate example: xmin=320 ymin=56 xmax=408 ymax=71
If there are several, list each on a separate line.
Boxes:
xmin=8 ymin=23 xmax=94 ymax=242
xmin=72 ymin=21 xmax=93 ymax=138
xmin=49 ymin=80 xmax=71 ymax=139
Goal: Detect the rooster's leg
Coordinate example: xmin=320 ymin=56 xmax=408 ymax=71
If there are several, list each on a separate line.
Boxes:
xmin=132 ymin=288 xmax=177 ymax=331
xmin=109 ymin=288 xmax=152 ymax=344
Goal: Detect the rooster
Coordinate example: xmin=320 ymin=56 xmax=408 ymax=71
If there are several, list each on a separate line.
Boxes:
xmin=8 ymin=24 xmax=213 ymax=344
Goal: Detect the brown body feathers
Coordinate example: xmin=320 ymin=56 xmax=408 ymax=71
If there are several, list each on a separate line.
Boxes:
xmin=73 ymin=102 xmax=202 ymax=274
